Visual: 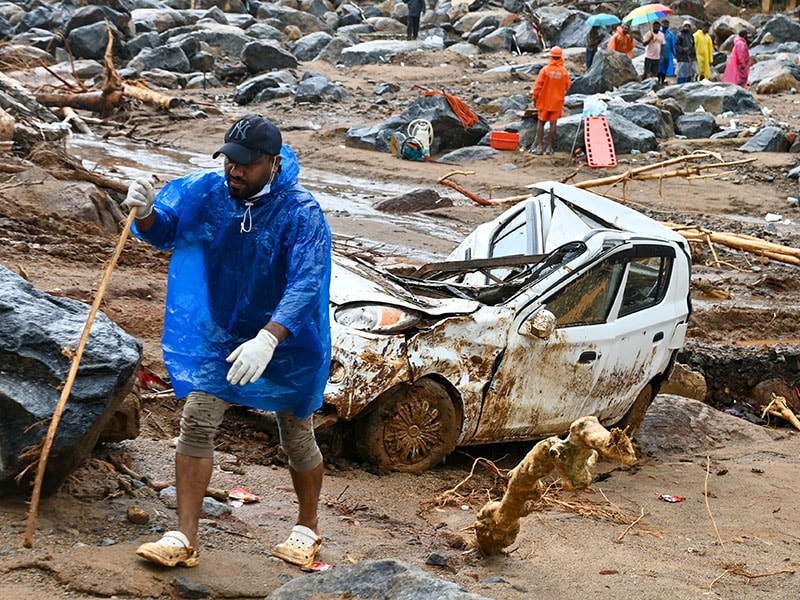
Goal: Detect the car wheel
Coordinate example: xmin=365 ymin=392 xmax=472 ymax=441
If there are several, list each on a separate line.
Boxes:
xmin=614 ymin=383 xmax=653 ymax=436
xmin=354 ymin=378 xmax=460 ymax=473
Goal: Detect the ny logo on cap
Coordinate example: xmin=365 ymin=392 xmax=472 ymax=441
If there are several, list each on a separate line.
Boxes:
xmin=229 ymin=119 xmax=251 ymax=141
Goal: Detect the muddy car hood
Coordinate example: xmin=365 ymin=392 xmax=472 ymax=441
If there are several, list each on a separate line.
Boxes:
xmin=330 ymin=254 xmax=480 ymax=316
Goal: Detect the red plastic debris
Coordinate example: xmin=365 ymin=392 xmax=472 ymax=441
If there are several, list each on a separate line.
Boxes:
xmin=658 ymin=493 xmax=686 ymax=503
xmin=301 ymin=561 xmax=334 ymax=572
xmin=228 ymin=487 xmax=261 ymax=503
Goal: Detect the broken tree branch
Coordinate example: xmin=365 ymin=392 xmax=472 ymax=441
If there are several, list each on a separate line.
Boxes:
xmin=761 ymin=394 xmax=800 ymax=431
xmin=473 ymin=416 xmax=637 ymax=555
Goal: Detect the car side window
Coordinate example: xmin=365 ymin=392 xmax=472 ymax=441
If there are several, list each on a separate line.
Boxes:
xmin=487 ymin=210 xmax=527 ymax=281
xmin=543 ymin=259 xmax=626 ymax=327
xmin=619 ymin=255 xmax=672 ymax=317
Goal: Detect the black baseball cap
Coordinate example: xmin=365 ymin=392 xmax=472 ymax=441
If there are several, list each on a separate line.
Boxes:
xmin=213 ymin=115 xmax=282 ymax=164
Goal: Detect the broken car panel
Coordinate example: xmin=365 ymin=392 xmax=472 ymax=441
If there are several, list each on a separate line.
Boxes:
xmin=324 ymin=181 xmax=692 ymax=472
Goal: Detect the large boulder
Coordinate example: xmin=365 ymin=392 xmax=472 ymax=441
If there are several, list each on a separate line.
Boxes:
xmin=541 ymin=111 xmax=657 ymax=155
xmin=656 ymin=81 xmax=761 ymax=115
xmin=568 ymin=49 xmax=639 ymax=95
xmin=346 ymin=94 xmax=491 ymax=154
xmin=0 ymin=266 xmax=142 ymax=497
xmin=753 ymin=14 xmax=800 ymax=45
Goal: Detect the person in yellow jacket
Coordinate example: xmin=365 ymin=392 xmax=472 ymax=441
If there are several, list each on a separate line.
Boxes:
xmin=693 ymin=22 xmax=714 ymax=80
xmin=531 ymin=46 xmax=571 ymax=155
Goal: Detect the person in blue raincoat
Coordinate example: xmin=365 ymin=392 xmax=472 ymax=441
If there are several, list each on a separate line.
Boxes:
xmin=124 ymin=115 xmax=331 ymax=569
xmin=658 ymin=19 xmax=676 ymax=85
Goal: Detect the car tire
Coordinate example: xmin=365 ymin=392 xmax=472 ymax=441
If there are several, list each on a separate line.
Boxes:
xmin=354 ymin=378 xmax=460 ymax=473
xmin=614 ymin=383 xmax=653 ymax=436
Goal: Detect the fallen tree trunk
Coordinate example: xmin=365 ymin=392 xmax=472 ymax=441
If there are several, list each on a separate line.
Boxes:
xmin=122 ymin=83 xmax=180 ymax=110
xmin=474 ymin=416 xmax=637 ymax=555
xmin=35 ymin=90 xmax=124 ymax=117
xmin=673 ymin=225 xmax=800 ymax=266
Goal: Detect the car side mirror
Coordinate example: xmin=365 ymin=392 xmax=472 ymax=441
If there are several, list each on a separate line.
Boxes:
xmin=520 ymin=309 xmax=556 ymax=339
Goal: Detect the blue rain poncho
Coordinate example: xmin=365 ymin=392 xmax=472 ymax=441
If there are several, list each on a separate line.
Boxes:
xmin=133 ymin=144 xmax=331 ymax=419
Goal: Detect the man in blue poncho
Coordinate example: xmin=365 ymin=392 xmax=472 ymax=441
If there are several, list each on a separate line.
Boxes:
xmin=125 ymin=115 xmax=331 ymax=568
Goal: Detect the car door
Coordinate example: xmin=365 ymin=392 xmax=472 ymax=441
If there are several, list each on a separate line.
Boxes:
xmin=469 ymin=241 xmax=679 ymax=443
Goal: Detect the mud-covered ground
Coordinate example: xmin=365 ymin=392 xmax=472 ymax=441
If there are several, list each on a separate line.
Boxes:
xmin=1 ymin=47 xmax=800 ymax=599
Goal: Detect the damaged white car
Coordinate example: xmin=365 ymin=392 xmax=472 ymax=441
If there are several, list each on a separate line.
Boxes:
xmin=323 ymin=181 xmax=692 ymax=472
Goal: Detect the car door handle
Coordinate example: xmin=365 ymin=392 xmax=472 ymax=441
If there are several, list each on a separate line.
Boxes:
xmin=578 ymin=351 xmax=597 ymax=363
xmin=653 ymin=331 xmax=664 ymax=342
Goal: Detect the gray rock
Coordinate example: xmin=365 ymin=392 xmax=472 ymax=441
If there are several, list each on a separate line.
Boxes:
xmin=294 ymin=74 xmax=348 ymax=103
xmin=0 ymin=266 xmax=142 ymax=497
xmin=232 ymin=70 xmax=299 ymax=105
xmin=128 ymin=45 xmax=191 ymax=74
xmin=316 ymin=36 xmax=353 ymax=63
xmin=753 ymin=14 xmax=800 ymax=45
xmin=552 ymin=111 xmax=657 ymax=155
xmin=242 ymin=39 xmax=298 ymax=73
xmin=173 ymin=576 xmax=211 ymax=599
xmin=265 ymin=559 xmax=493 ymax=600
xmin=656 ymin=81 xmax=761 ymax=115
xmin=607 ymin=103 xmax=674 ymax=139
xmin=710 ymin=128 xmax=746 ymax=139
xmin=340 ymin=39 xmax=422 ymax=67
xmin=737 ymin=126 xmax=791 ymax=153
xmin=67 ymin=21 xmax=126 ymax=61
xmin=569 ymin=49 xmax=639 ymax=95
xmin=550 ymin=12 xmax=592 ymax=49
xmin=675 ymin=112 xmax=717 ymax=138
xmin=64 ymin=5 xmax=131 ymax=38
xmin=511 ymin=21 xmax=544 ymax=54
xmin=291 ymin=30 xmax=333 ymax=62
xmin=255 ymin=4 xmax=331 ymax=34
xmin=130 ymin=7 xmax=189 ymax=34
xmin=438 ymin=145 xmax=500 ymax=163
xmin=636 ymin=395 xmax=784 ymax=456
xmin=374 ymin=189 xmax=453 ymax=213
xmin=346 ymin=94 xmax=490 ymax=154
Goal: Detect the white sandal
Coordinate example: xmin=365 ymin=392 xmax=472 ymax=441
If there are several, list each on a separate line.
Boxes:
xmin=272 ymin=525 xmax=321 ymax=566
xmin=136 ymin=530 xmax=199 ymax=567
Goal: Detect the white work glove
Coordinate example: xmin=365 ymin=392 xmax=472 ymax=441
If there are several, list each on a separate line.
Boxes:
xmin=122 ymin=177 xmax=155 ymax=218
xmin=226 ymin=329 xmax=279 ymax=386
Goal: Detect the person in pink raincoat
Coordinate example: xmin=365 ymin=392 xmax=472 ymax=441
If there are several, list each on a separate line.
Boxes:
xmin=722 ymin=30 xmax=750 ymax=88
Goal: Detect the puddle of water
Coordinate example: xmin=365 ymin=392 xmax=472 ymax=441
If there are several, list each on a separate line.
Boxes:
xmin=68 ymin=133 xmax=462 ymax=262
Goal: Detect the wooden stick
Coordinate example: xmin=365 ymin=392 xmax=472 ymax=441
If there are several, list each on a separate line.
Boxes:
xmin=24 ymin=209 xmax=138 ymax=548
xmin=703 ymin=454 xmax=726 ymax=553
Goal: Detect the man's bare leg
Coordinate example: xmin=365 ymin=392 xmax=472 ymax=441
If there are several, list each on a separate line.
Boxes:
xmin=290 ymin=461 xmax=323 ymax=534
xmin=176 ymin=453 xmax=213 ymax=549
xmin=547 ymin=121 xmax=557 ymax=152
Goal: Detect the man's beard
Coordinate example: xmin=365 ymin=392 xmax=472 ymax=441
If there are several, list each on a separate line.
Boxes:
xmin=226 ymin=175 xmax=257 ymax=199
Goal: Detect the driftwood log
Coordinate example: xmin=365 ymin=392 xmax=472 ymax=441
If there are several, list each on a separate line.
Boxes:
xmin=474 ymin=416 xmax=637 ymax=556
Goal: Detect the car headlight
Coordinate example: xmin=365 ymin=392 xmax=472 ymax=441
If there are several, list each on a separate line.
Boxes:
xmin=335 ymin=304 xmax=421 ymax=333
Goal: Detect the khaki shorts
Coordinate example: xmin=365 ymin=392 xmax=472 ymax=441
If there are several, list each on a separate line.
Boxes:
xmin=176 ymin=390 xmax=323 ymax=472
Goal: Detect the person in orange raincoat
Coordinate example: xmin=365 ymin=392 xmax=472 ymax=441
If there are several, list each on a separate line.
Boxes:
xmin=531 ymin=46 xmax=571 ymax=155
xmin=607 ymin=24 xmax=634 ymax=58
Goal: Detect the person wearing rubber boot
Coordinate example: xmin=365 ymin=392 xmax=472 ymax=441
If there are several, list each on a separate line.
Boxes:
xmin=124 ymin=114 xmax=331 ymax=568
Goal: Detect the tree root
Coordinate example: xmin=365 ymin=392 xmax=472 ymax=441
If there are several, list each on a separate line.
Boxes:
xmin=474 ymin=416 xmax=637 ymax=555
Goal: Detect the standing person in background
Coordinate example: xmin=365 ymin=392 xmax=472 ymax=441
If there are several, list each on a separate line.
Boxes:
xmin=658 ymin=19 xmax=676 ymax=85
xmin=722 ymin=29 xmax=751 ymax=88
xmin=675 ymin=21 xmax=696 ymax=83
xmin=530 ymin=46 xmax=571 ymax=156
xmin=585 ymin=24 xmax=605 ymax=69
xmin=127 ymin=115 xmax=332 ymax=569
xmin=694 ymin=22 xmax=714 ymax=80
xmin=642 ymin=21 xmax=665 ymax=81
xmin=405 ymin=0 xmax=426 ymax=40
xmin=607 ymin=24 xmax=634 ymax=58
